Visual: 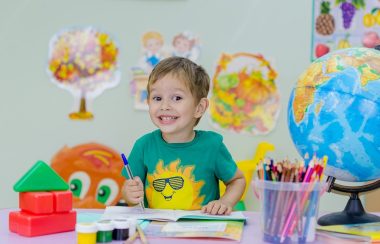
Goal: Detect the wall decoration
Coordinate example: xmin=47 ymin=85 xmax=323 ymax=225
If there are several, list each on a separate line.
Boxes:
xmin=47 ymin=27 xmax=120 ymax=120
xmin=130 ymin=30 xmax=201 ymax=110
xmin=312 ymin=0 xmax=380 ymax=60
xmin=209 ymin=53 xmax=280 ymax=135
xmin=171 ymin=31 xmax=200 ymax=61
xmin=50 ymin=142 xmax=125 ymax=209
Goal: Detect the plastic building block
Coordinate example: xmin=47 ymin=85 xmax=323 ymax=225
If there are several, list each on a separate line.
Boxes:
xmin=19 ymin=192 xmax=54 ymax=214
xmin=52 ymin=190 xmax=72 ymax=212
xmin=9 ymin=212 xmax=18 ymax=233
xmin=9 ymin=210 xmax=76 ymax=237
xmin=13 ymin=161 xmax=69 ymax=192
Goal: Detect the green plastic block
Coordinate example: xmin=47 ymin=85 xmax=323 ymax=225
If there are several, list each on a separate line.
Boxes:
xmin=13 ymin=160 xmax=69 ymax=192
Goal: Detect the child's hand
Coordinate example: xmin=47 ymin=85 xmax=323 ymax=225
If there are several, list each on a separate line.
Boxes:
xmin=201 ymin=200 xmax=233 ymax=215
xmin=122 ymin=176 xmax=144 ymax=206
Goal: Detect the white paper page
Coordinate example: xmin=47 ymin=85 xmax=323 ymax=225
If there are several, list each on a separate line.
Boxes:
xmin=177 ymin=209 xmax=247 ymax=220
xmin=102 ymin=206 xmax=179 ymax=221
xmin=162 ymin=221 xmax=227 ymax=233
xmin=102 ymin=206 xmax=247 ymax=221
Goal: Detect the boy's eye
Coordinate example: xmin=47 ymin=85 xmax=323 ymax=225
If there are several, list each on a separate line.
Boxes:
xmin=173 ymin=96 xmax=182 ymax=101
xmin=152 ymin=96 xmax=161 ymax=101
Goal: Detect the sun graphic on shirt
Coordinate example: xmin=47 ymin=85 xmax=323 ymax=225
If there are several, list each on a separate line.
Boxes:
xmin=146 ymin=159 xmax=205 ymax=210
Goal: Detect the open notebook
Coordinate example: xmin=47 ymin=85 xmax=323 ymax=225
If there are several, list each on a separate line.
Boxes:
xmin=143 ymin=220 xmax=245 ymax=241
xmin=317 ymin=222 xmax=380 ymax=242
xmin=102 ymin=206 xmax=247 ymax=222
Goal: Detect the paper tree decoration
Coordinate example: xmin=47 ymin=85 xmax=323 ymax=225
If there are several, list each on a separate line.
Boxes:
xmin=47 ymin=27 xmax=120 ymax=120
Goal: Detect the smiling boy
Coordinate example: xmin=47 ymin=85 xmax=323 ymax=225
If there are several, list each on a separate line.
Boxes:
xmin=122 ymin=57 xmax=246 ymax=215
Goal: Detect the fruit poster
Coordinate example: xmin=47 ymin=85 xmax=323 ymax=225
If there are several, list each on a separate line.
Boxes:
xmin=130 ymin=30 xmax=201 ymax=110
xmin=47 ymin=27 xmax=120 ymax=120
xmin=312 ymin=0 xmax=380 ymax=60
xmin=209 ymin=53 xmax=280 ymax=136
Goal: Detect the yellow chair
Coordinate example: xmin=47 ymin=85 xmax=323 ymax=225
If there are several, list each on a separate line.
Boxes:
xmin=219 ymin=141 xmax=275 ymax=210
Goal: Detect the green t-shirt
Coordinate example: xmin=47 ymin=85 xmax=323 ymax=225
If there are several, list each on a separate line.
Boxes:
xmin=122 ymin=129 xmax=237 ymax=210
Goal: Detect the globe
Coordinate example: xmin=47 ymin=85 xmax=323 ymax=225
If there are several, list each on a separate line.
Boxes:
xmin=288 ymin=47 xmax=380 ymax=182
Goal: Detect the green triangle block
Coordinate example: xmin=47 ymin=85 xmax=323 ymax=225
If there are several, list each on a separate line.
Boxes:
xmin=13 ymin=160 xmax=69 ymax=192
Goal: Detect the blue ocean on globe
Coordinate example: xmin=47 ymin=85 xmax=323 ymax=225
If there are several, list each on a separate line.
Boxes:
xmin=288 ymin=48 xmax=380 ymax=182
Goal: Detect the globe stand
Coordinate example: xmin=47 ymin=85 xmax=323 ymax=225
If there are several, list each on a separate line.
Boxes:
xmin=318 ymin=176 xmax=380 ymax=226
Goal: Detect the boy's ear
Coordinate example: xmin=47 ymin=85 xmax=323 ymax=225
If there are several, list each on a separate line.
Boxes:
xmin=195 ymin=98 xmax=209 ymax=118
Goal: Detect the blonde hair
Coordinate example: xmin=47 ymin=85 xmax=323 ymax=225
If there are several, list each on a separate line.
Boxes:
xmin=147 ymin=57 xmax=210 ymax=125
xmin=142 ymin=31 xmax=164 ymax=47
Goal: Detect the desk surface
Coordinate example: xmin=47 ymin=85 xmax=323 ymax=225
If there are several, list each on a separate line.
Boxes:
xmin=0 ymin=208 xmax=329 ymax=244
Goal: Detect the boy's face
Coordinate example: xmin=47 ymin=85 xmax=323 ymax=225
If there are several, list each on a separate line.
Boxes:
xmin=148 ymin=73 xmax=204 ymax=142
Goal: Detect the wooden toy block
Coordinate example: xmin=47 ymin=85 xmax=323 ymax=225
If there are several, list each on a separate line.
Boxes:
xmin=9 ymin=210 xmax=76 ymax=237
xmin=52 ymin=190 xmax=72 ymax=212
xmin=13 ymin=161 xmax=69 ymax=192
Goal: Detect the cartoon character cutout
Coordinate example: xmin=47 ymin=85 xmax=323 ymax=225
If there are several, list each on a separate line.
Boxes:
xmin=138 ymin=31 xmax=166 ymax=73
xmin=51 ymin=143 xmax=125 ymax=208
xmin=130 ymin=30 xmax=201 ymax=111
xmin=146 ymin=159 xmax=205 ymax=210
xmin=131 ymin=31 xmax=166 ymax=110
xmin=172 ymin=31 xmax=200 ymax=62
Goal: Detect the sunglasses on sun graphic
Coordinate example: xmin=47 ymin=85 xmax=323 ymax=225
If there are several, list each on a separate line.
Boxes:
xmin=152 ymin=176 xmax=184 ymax=192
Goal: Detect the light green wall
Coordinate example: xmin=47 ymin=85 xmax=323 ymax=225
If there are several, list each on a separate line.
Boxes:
xmin=0 ymin=0 xmax=350 ymax=211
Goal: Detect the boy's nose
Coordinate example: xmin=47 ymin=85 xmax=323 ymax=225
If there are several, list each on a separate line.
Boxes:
xmin=160 ymin=100 xmax=171 ymax=110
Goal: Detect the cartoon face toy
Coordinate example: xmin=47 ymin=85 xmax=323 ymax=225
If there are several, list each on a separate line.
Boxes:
xmin=51 ymin=143 xmax=125 ymax=208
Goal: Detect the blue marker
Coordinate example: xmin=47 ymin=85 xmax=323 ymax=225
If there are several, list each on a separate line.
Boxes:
xmin=121 ymin=153 xmax=145 ymax=212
